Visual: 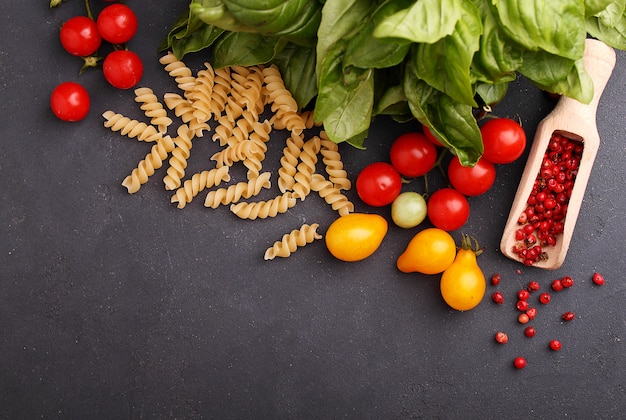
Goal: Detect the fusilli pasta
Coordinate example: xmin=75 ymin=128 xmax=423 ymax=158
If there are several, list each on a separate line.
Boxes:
xmin=170 ymin=166 xmax=231 ymax=209
xmin=121 ymin=135 xmax=176 ymax=194
xmin=263 ymin=223 xmax=322 ymax=260
xmin=230 ymin=192 xmax=297 ymax=220
xmin=204 ymin=172 xmax=271 ymax=209
xmin=102 ymin=110 xmax=162 ymax=142
xmin=134 ymin=87 xmax=173 ymax=134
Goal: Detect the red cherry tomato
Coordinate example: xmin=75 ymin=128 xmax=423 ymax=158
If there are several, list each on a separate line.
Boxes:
xmin=448 ymin=156 xmax=496 ymax=196
xmin=102 ymin=50 xmax=143 ymax=89
xmin=356 ymin=162 xmax=402 ymax=207
xmin=59 ymin=16 xmax=102 ymax=57
xmin=50 ymin=82 xmax=90 ymax=122
xmin=427 ymin=188 xmax=470 ymax=231
xmin=96 ymin=4 xmax=138 ymax=44
xmin=480 ymin=118 xmax=527 ymax=164
xmin=390 ymin=132 xmax=438 ymax=178
xmin=422 ymin=124 xmax=443 ymax=147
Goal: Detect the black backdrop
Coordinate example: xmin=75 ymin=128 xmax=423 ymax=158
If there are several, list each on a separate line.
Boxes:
xmin=2 ymin=1 xmax=625 ymax=418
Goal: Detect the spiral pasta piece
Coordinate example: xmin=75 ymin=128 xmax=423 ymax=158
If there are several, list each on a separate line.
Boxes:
xmin=263 ymin=223 xmax=322 ymax=260
xmin=170 ymin=166 xmax=231 ymax=209
xmin=230 ymin=192 xmax=297 ymax=220
xmin=133 ymin=87 xmax=172 ymax=134
xmin=241 ymin=65 xmax=265 ymax=115
xmin=262 ymin=65 xmax=299 ymax=116
xmin=277 ymin=131 xmax=304 ymax=193
xmin=310 ymin=174 xmax=354 ymax=217
xmin=292 ymin=136 xmax=321 ymax=200
xmin=319 ymin=134 xmax=351 ymax=191
xmin=102 ymin=111 xmax=162 ymax=142
xmin=163 ymin=124 xmax=195 ymax=191
xmin=121 ymin=135 xmax=176 ymax=194
xmin=204 ymin=172 xmax=271 ymax=209
xmin=300 ymin=109 xmax=322 ymax=130
xmin=271 ymin=110 xmax=306 ymax=135
xmin=163 ymin=93 xmax=209 ymax=136
xmin=159 ymin=52 xmax=196 ymax=97
xmin=211 ymin=140 xmax=259 ymax=168
xmin=190 ymin=64 xmax=215 ymax=122
xmin=210 ymin=66 xmax=231 ymax=117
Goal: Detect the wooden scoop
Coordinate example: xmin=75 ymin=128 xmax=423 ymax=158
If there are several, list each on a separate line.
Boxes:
xmin=500 ymin=39 xmax=616 ymax=270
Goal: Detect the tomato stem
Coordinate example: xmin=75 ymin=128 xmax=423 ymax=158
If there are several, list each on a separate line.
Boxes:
xmin=460 ymin=233 xmax=485 ymax=256
xmin=84 ymin=0 xmax=94 ymax=20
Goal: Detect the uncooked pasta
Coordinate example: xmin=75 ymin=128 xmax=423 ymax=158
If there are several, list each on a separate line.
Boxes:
xmin=263 ymin=223 xmax=322 ymax=260
xmin=104 ymin=52 xmax=356 ymax=260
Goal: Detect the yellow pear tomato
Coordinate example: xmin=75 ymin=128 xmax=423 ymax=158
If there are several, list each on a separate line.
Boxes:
xmin=396 ymin=228 xmax=456 ymax=275
xmin=440 ymin=234 xmax=486 ymax=311
xmin=325 ymin=213 xmax=388 ymax=262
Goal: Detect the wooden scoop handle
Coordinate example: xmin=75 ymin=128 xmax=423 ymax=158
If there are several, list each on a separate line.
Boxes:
xmin=500 ymin=39 xmax=616 ymax=270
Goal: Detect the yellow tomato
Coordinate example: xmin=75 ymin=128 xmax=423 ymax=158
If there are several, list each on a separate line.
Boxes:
xmin=396 ymin=228 xmax=456 ymax=275
xmin=440 ymin=235 xmax=486 ymax=311
xmin=325 ymin=213 xmax=388 ymax=262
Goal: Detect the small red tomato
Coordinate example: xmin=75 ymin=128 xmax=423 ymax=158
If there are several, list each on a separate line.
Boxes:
xmin=50 ymin=82 xmax=90 ymax=122
xmin=356 ymin=162 xmax=402 ymax=207
xmin=480 ymin=118 xmax=527 ymax=164
xmin=60 ymin=16 xmax=102 ymax=57
xmin=447 ymin=156 xmax=496 ymax=196
xmin=427 ymin=188 xmax=470 ymax=231
xmin=96 ymin=4 xmax=138 ymax=44
xmin=389 ymin=132 xmax=438 ymax=178
xmin=102 ymin=50 xmax=144 ymax=89
xmin=422 ymin=125 xmax=444 ymax=147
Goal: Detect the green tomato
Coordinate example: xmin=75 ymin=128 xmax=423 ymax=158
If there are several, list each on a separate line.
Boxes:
xmin=391 ymin=192 xmax=427 ymax=228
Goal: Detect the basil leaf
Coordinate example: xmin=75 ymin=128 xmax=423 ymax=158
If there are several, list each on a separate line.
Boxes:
xmin=586 ymin=14 xmax=626 ymax=49
xmin=470 ymin=0 xmax=522 ymax=83
xmin=343 ymin=0 xmax=414 ymax=69
xmin=475 ymin=81 xmax=509 ymax=106
xmin=224 ymin=0 xmax=322 ymax=47
xmin=518 ymin=50 xmax=576 ymax=87
xmin=374 ymin=0 xmax=462 ymax=43
xmin=212 ymin=32 xmax=283 ymax=68
xmin=585 ymin=0 xmax=623 ymax=17
xmin=315 ymin=41 xmax=375 ymax=145
xmin=404 ymin=59 xmax=482 ymax=166
xmin=411 ymin=0 xmax=482 ymax=106
xmin=528 ymin=58 xmax=594 ymax=104
xmin=316 ymin=0 xmax=377 ymax=83
xmin=492 ymin=0 xmax=586 ymax=60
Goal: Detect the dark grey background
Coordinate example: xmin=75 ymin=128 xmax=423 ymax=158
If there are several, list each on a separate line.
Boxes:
xmin=2 ymin=1 xmax=625 ymax=418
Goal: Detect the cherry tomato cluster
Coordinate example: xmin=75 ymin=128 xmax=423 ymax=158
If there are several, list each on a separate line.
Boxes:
xmin=50 ymin=1 xmax=143 ymax=122
xmin=355 ymin=118 xmax=526 ymax=232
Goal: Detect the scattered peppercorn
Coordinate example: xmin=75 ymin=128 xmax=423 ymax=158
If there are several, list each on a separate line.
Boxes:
xmin=518 ymin=289 xmax=531 ymax=301
xmin=514 ymin=356 xmax=527 ymax=369
xmin=495 ymin=332 xmax=508 ymax=344
xmin=561 ymin=311 xmax=575 ymax=322
xmin=561 ymin=276 xmax=574 ymax=288
xmin=592 ymin=272 xmax=605 ymax=286
xmin=491 ymin=273 xmax=502 ymax=286
xmin=526 ymin=307 xmax=537 ymax=320
xmin=492 ymin=291 xmax=505 ymax=305
xmin=527 ymin=281 xmax=540 ymax=292
xmin=517 ymin=300 xmax=529 ymax=312
xmin=551 ymin=279 xmax=563 ymax=291
xmin=549 ymin=340 xmax=562 ymax=351
xmin=518 ymin=313 xmax=530 ymax=324
xmin=524 ymin=326 xmax=536 ymax=338
xmin=539 ymin=292 xmax=551 ymax=304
